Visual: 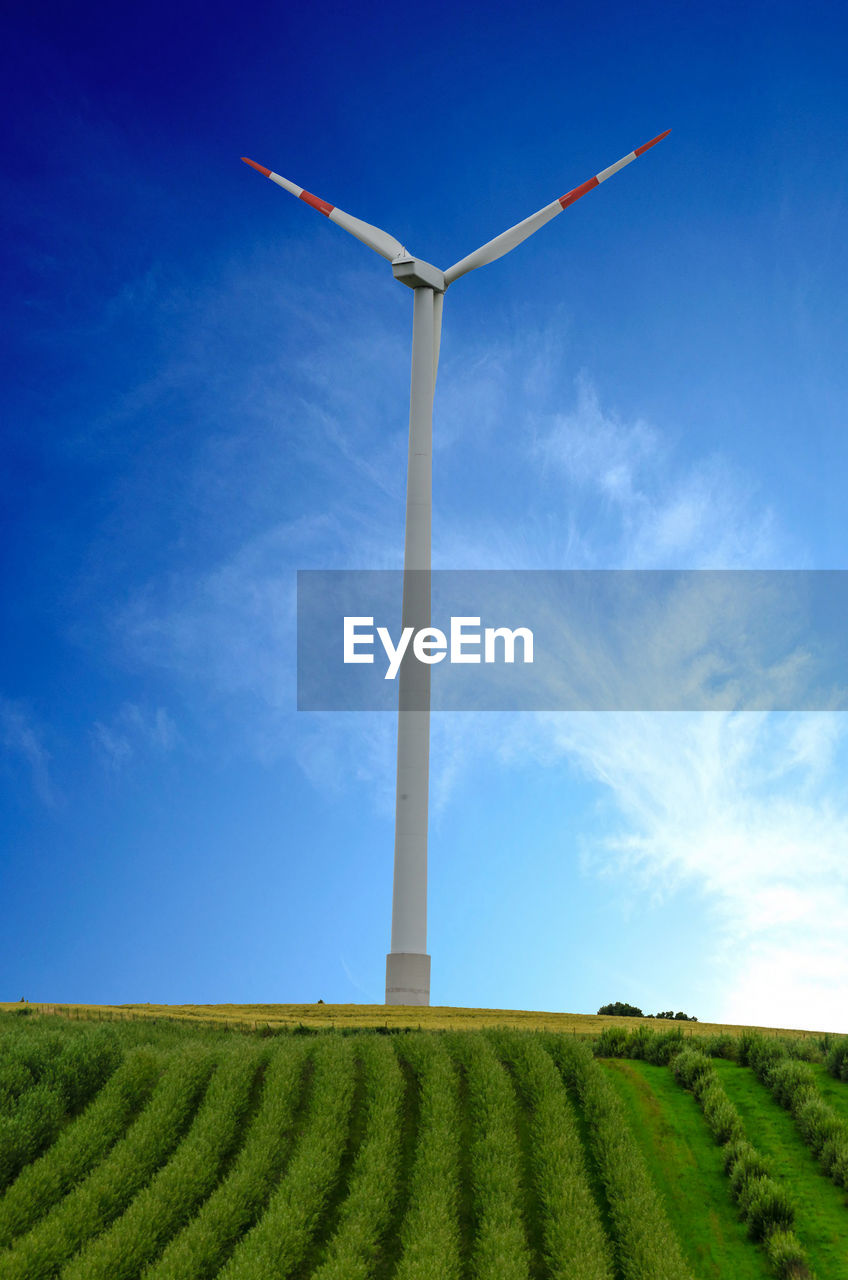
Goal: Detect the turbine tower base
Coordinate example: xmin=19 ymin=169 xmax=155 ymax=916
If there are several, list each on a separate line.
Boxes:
xmin=385 ymin=952 xmax=431 ymax=1006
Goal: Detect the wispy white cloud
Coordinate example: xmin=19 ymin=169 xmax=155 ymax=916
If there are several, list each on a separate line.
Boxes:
xmin=0 ymin=698 xmax=55 ymax=806
xmin=528 ymin=710 xmax=848 ymax=1031
xmin=92 ymin=702 xmax=179 ymax=772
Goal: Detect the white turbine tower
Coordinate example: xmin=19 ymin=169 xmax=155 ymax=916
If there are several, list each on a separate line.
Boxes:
xmin=243 ymin=129 xmax=670 ymax=1006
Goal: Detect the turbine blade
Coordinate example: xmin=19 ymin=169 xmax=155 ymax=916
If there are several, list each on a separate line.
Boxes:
xmin=241 ymin=158 xmax=406 ymax=262
xmin=443 ymin=129 xmax=671 ymax=286
xmin=433 ymin=292 xmax=444 ymax=384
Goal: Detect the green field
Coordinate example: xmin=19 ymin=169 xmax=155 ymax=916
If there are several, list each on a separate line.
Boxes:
xmin=1 ymin=1008 xmax=847 ymax=1279
xmin=0 ymin=1001 xmax=827 ymax=1038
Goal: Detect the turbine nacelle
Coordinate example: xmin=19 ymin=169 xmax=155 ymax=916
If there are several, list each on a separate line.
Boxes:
xmin=390 ymin=254 xmax=446 ymax=293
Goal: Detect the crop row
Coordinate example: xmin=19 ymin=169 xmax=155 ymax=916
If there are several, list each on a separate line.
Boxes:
xmin=500 ymin=1033 xmax=614 ymax=1280
xmin=0 ymin=1045 xmax=216 ymax=1280
xmin=549 ymin=1036 xmax=693 ymax=1280
xmin=215 ymin=1035 xmax=356 ymax=1278
xmin=457 ymin=1033 xmax=531 ymax=1280
xmin=309 ymin=1035 xmax=405 ymax=1279
xmin=392 ymin=1036 xmax=462 ymax=1280
xmin=8 ymin=1020 xmax=834 ymax=1279
xmin=0 ymin=1028 xmax=123 ymax=1192
xmin=0 ymin=1044 xmax=162 ymax=1247
xmin=143 ymin=1040 xmax=309 ymax=1279
xmin=0 ymin=1024 xmax=118 ymax=1115
xmin=62 ymin=1041 xmax=265 ymax=1280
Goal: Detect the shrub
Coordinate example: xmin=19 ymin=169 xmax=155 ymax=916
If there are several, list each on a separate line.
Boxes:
xmin=745 ymin=1037 xmax=787 ymax=1083
xmin=723 ymin=1137 xmax=753 ymax=1175
xmin=763 ymin=1228 xmax=811 ymax=1278
xmin=670 ymin=1049 xmax=713 ymax=1093
xmin=793 ymin=1093 xmax=843 ymax=1157
xmin=593 ymin=1028 xmax=631 ymax=1058
xmin=817 ymin=1135 xmax=848 ymax=1184
xmin=737 ymin=1176 xmax=794 ymax=1242
xmin=825 ymin=1036 xmax=848 ymax=1082
xmin=768 ymin=1060 xmax=815 ymax=1110
xmin=700 ymin=1082 xmax=743 ymax=1145
xmin=597 ymin=1003 xmax=643 ymax=1018
xmin=777 ymin=1037 xmax=820 ymax=1063
xmin=697 ymin=1034 xmax=737 ymax=1061
xmin=642 ymin=1030 xmax=686 ymax=1065
xmin=728 ymin=1145 xmax=771 ymax=1198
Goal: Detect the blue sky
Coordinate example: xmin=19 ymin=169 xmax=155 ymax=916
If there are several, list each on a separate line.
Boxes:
xmin=3 ymin=0 xmax=848 ymax=1029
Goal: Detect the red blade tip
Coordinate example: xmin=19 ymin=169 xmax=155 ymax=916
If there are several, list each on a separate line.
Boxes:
xmin=634 ymin=129 xmax=671 ymax=157
xmin=241 ymin=157 xmax=272 ymax=177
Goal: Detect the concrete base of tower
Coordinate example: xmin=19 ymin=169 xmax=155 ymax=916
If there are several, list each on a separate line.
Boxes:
xmin=385 ymin=952 xmax=431 ymax=1006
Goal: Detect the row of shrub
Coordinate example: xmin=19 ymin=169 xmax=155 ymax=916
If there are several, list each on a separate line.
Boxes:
xmin=736 ymin=1031 xmax=823 ymax=1065
xmin=548 ymin=1036 xmax=693 ymax=1280
xmin=670 ymin=1049 xmax=810 ymax=1279
xmin=594 ymin=1024 xmax=834 ymax=1069
xmin=740 ymin=1034 xmax=848 ymax=1192
xmin=501 ymin=1033 xmax=615 ymax=1280
xmin=593 ymin=1025 xmax=690 ymax=1064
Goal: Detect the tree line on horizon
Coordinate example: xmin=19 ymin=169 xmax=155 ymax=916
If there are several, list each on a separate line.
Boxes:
xmin=597 ymin=1002 xmax=698 ymax=1021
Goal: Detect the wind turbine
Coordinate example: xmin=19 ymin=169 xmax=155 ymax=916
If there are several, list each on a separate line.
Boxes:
xmin=242 ymin=129 xmax=670 ymax=1006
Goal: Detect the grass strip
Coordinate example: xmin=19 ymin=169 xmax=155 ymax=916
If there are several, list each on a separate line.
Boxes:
xmin=216 ymin=1035 xmax=356 ymax=1280
xmin=742 ymin=1036 xmax=848 ymax=1193
xmin=457 ymin=1034 xmax=531 ymax=1280
xmin=549 ymin=1035 xmax=693 ymax=1280
xmin=308 ymin=1036 xmax=405 ymax=1280
xmin=501 ymin=1033 xmax=614 ymax=1280
xmin=392 ymin=1036 xmax=462 ymax=1280
xmin=0 ymin=1046 xmax=162 ymax=1247
xmin=670 ymin=1049 xmax=811 ymax=1279
xmin=142 ymin=1041 xmax=309 ymax=1280
xmin=715 ymin=1060 xmax=848 ymax=1280
xmin=61 ymin=1042 xmax=264 ymax=1280
xmin=0 ymin=1046 xmax=215 ymax=1280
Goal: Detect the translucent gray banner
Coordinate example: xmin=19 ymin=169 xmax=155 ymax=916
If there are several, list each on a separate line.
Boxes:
xmin=296 ymin=570 xmax=848 ymax=711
